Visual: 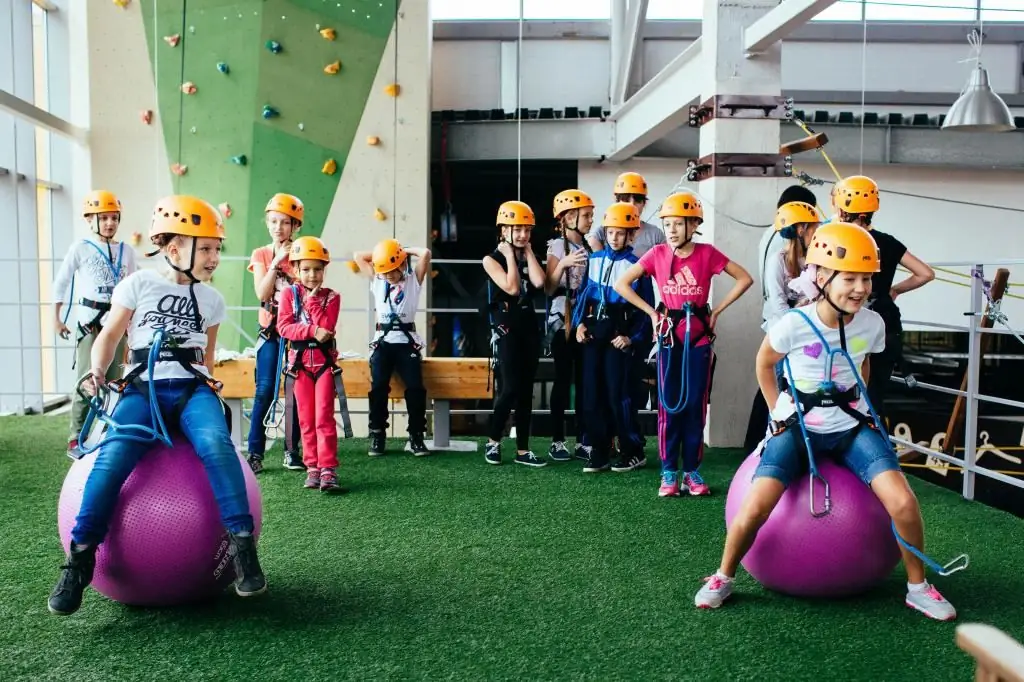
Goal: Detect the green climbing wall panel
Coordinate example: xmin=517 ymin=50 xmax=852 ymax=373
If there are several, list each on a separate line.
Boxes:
xmin=141 ymin=0 xmax=398 ymax=349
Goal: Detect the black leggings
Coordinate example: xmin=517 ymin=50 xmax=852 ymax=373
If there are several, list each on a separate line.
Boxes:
xmin=368 ymin=342 xmax=427 ymax=435
xmin=489 ymin=327 xmax=540 ymax=451
xmin=549 ymin=331 xmax=583 ymax=443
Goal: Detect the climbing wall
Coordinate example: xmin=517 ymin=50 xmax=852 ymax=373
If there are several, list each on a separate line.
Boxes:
xmin=139 ymin=0 xmax=398 ymax=348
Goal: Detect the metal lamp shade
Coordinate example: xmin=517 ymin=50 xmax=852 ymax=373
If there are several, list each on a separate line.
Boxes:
xmin=942 ymin=65 xmax=1016 ymax=132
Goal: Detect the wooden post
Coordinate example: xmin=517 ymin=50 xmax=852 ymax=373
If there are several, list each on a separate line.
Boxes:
xmin=940 ymin=268 xmax=1010 ymax=457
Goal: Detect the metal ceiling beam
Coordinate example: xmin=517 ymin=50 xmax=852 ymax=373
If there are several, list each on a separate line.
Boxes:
xmin=744 ymin=0 xmax=840 ymax=55
xmin=606 ymin=38 xmax=703 ymax=162
xmin=432 ymin=119 xmax=1024 ymax=170
xmin=612 ymin=0 xmax=649 ymax=106
xmin=789 ymin=90 xmax=1024 ymax=107
xmin=432 ymin=20 xmax=1024 ymax=44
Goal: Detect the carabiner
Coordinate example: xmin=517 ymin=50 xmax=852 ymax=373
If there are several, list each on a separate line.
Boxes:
xmin=809 ymin=470 xmax=832 ymax=518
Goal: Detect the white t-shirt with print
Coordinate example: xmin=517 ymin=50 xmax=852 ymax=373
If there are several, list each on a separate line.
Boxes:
xmin=112 ymin=269 xmax=226 ymax=381
xmin=53 ymin=238 xmax=138 ymax=328
xmin=768 ymin=304 xmax=885 ymax=434
xmin=545 ymin=237 xmax=588 ymax=329
xmin=371 ymin=273 xmax=424 ymax=346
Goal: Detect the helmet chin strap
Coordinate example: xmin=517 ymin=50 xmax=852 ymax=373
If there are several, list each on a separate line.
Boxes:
xmin=164 ymin=238 xmax=204 ymax=332
xmin=815 ymin=271 xmax=852 ymax=351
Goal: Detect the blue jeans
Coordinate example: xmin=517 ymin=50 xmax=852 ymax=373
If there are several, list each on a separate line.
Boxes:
xmin=72 ymin=380 xmax=254 ymax=546
xmin=753 ymin=422 xmax=900 ymax=487
xmin=247 ymin=335 xmax=282 ymax=456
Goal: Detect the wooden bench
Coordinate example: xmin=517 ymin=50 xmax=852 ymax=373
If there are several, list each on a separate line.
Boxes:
xmin=956 ymin=624 xmax=1024 ymax=682
xmin=213 ymin=357 xmax=492 ymax=449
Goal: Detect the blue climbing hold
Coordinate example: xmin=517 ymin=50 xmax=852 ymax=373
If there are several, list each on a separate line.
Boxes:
xmin=265 ymin=40 xmax=282 ymax=54
xmin=216 ymin=61 xmax=229 ymax=74
xmin=230 ymin=155 xmax=247 ymax=166
xmin=261 ymin=105 xmax=279 ymax=120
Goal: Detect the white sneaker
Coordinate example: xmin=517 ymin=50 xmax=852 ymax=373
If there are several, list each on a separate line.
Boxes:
xmin=695 ymin=574 xmax=733 ymax=609
xmin=905 ymin=583 xmax=957 ymax=621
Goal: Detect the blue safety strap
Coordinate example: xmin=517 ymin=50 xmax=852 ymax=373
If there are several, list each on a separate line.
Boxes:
xmin=77 ymin=329 xmax=174 ymax=454
xmin=62 ymin=241 xmax=125 ymax=327
xmin=781 ymin=307 xmax=969 ymax=576
xmin=656 ymin=304 xmax=692 ymax=415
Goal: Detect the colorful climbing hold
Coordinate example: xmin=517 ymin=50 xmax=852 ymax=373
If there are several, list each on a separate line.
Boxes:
xmin=320 ymin=27 xmax=336 ymax=41
xmin=171 ymin=163 xmax=188 ymax=176
xmin=345 ymin=261 xmax=359 ymax=274
xmin=129 ymin=232 xmax=142 ymax=247
xmin=322 ymin=159 xmax=337 ymax=175
xmin=218 ymin=202 xmax=232 ymax=218
xmin=230 ymin=155 xmax=247 ymax=166
xmin=323 ymin=60 xmax=341 ymax=75
xmin=384 ymin=83 xmax=401 ymax=97
xmin=297 ymin=123 xmax=305 ymax=132
xmin=163 ymin=34 xmax=180 ymax=47
xmin=140 ymin=109 xmax=153 ymax=125
xmin=366 ymin=136 xmax=380 ymax=146
xmin=113 ymin=0 xmax=130 ymax=8
xmin=265 ymin=40 xmax=282 ymax=54
xmin=216 ymin=62 xmax=229 ymax=74
xmin=374 ymin=208 xmax=387 ymax=221
xmin=261 ymin=105 xmax=279 ymax=119
xmin=181 ymin=82 xmax=197 ymax=95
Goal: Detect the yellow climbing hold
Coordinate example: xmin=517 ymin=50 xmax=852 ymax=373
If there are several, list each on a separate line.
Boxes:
xmin=320 ymin=27 xmax=336 ymax=41
xmin=322 ymin=158 xmax=337 ymax=175
xmin=346 ymin=261 xmax=360 ymax=274
xmin=324 ymin=60 xmax=341 ymax=75
xmin=366 ymin=136 xmax=380 ymax=146
xmin=384 ymin=83 xmax=401 ymax=97
xmin=374 ymin=208 xmax=387 ymax=221
xmin=113 ymin=0 xmax=130 ymax=8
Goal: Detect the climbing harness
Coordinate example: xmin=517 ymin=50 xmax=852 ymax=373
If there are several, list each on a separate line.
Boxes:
xmin=73 ymin=329 xmax=231 ymax=459
xmin=776 ymin=307 xmax=970 ymax=576
xmin=652 ymin=302 xmax=715 ymax=416
xmin=62 ymin=240 xmax=126 ymax=369
xmin=283 ymin=284 xmax=354 ymax=438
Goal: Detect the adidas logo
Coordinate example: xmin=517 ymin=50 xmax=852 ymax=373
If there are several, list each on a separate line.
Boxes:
xmin=663 ymin=267 xmax=703 ymax=296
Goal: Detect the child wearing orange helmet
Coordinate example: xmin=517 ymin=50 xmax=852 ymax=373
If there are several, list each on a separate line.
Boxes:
xmin=276 ymin=236 xmax=346 ymax=493
xmin=614 ymin=192 xmax=752 ymax=497
xmin=694 ymin=223 xmax=956 ymax=621
xmin=571 ymin=202 xmax=654 ymax=473
xmin=246 ymin=193 xmax=305 ymax=474
xmin=53 ymin=190 xmax=138 ymax=457
xmin=49 ymin=196 xmax=266 ymax=616
xmin=544 ymin=189 xmax=594 ymax=462
xmin=482 ymin=200 xmax=548 ymax=467
xmin=352 ymin=239 xmax=433 ymax=456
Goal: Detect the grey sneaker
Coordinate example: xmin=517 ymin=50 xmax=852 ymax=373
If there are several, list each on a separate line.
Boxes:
xmin=695 ymin=574 xmax=734 ymax=609
xmin=905 ymin=584 xmax=956 ymax=621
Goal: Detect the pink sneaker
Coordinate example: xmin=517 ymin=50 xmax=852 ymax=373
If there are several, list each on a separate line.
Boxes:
xmin=905 ymin=583 xmax=957 ymax=621
xmin=659 ymin=471 xmax=681 ymax=497
xmin=684 ymin=471 xmax=710 ymax=496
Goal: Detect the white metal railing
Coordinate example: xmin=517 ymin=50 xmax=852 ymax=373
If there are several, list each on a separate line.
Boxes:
xmin=888 ymin=259 xmax=1024 ymax=500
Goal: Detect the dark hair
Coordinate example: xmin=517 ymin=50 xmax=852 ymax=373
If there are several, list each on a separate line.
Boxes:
xmin=150 ymin=233 xmax=180 ymax=248
xmin=777 ymin=185 xmax=818 ymax=209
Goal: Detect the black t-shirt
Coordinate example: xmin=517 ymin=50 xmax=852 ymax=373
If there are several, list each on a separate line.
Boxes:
xmin=868 ymin=229 xmax=908 ymax=332
xmin=486 ymin=248 xmax=538 ymax=330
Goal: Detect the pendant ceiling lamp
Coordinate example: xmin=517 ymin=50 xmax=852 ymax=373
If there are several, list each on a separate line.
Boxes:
xmin=943 ymin=29 xmax=1016 ymax=133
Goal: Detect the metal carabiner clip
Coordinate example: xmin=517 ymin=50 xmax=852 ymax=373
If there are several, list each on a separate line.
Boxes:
xmin=938 ymin=553 xmax=970 ymax=577
xmin=809 ymin=470 xmax=832 ymax=518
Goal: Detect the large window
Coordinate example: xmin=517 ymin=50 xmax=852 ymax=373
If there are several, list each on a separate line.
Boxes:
xmin=981 ymin=0 xmax=1022 ymax=21
xmin=431 ymin=0 xmax=611 ymax=20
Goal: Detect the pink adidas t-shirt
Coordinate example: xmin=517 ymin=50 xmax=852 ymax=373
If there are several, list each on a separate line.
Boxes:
xmin=638 ymin=243 xmax=729 ymax=345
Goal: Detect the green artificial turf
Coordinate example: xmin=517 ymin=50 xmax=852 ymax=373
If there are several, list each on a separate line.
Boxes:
xmin=1 ymin=415 xmax=1022 ymax=681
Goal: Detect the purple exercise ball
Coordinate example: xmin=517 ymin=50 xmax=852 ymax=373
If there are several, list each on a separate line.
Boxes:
xmin=57 ymin=434 xmax=263 ymax=607
xmin=725 ymin=451 xmax=901 ymax=598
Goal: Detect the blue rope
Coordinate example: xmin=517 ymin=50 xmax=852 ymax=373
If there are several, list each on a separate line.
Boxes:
xmin=656 ymin=304 xmax=691 ymax=415
xmin=782 ymin=308 xmax=969 ymax=577
xmin=262 ymin=337 xmax=287 ymax=428
xmin=77 ymin=329 xmax=174 ymax=455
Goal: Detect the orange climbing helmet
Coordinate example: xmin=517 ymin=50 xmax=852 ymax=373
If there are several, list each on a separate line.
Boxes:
xmin=496 ymin=200 xmax=535 ymax=227
xmin=83 ymin=190 xmax=122 ymax=217
xmin=372 ymin=238 xmax=407 ymax=274
xmin=602 ymin=202 xmax=640 ymax=229
xmin=614 ymin=172 xmax=648 ymax=196
xmin=774 ymin=201 xmax=823 ymax=231
xmin=552 ymin=189 xmax=594 ymax=219
xmin=289 ymin=236 xmax=331 ymax=263
xmin=806 ymin=222 xmax=880 ymax=273
xmin=265 ymin=193 xmax=305 ymax=225
xmin=659 ymin=192 xmax=704 ymax=222
xmin=150 ymin=196 xmax=225 ymax=240
xmin=833 ymin=175 xmax=879 ymax=215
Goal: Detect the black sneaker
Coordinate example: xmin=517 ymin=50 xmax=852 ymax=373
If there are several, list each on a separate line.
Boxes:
xmin=548 ymin=441 xmax=572 ymax=462
xmin=574 ymin=443 xmax=591 ymax=462
xmin=229 ymin=532 xmax=267 ymax=597
xmin=247 ymin=454 xmax=264 ymax=475
xmin=47 ymin=543 xmax=96 ymax=616
xmin=484 ymin=441 xmax=501 ymax=465
xmin=611 ymin=453 xmax=648 ymax=472
xmin=514 ymin=451 xmax=547 ymax=468
xmin=405 ymin=434 xmax=430 ymax=457
xmin=369 ymin=430 xmax=386 ymax=457
xmin=282 ymin=450 xmax=304 ymax=470
xmin=583 ymin=450 xmax=611 ymax=473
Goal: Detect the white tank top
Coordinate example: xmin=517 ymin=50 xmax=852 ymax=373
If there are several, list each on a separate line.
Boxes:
xmin=371 ymin=273 xmax=424 ymax=346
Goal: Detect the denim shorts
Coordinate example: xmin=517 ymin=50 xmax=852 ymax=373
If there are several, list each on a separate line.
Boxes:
xmin=753 ymin=422 xmax=900 ymax=487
